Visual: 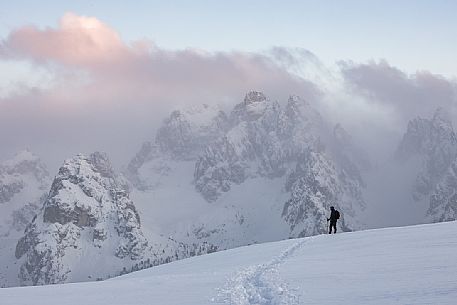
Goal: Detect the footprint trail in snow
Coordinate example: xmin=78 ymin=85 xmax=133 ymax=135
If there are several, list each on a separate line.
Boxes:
xmin=214 ymin=238 xmax=310 ymax=305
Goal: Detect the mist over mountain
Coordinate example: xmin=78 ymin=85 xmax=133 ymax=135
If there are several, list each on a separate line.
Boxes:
xmin=1 ymin=10 xmax=457 ymax=290
xmin=1 ymin=88 xmax=457 ymax=287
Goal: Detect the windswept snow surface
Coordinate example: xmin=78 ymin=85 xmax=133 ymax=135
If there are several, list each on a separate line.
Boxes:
xmin=2 ymin=221 xmax=457 ymax=305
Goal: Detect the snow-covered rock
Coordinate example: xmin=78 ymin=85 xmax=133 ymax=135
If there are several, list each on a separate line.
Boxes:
xmin=396 ymin=108 xmax=457 ymax=222
xmin=428 ymin=158 xmax=457 ymax=222
xmin=128 ymin=91 xmax=366 ymax=247
xmin=0 ymin=91 xmax=369 ymax=287
xmin=0 ymin=150 xmax=51 ymax=287
xmin=282 ymin=148 xmax=364 ymax=237
xmin=194 ymin=93 xmax=326 ymax=202
xmin=126 ymin=104 xmax=229 ymax=190
xmin=397 ymin=108 xmax=457 ymax=200
xmin=193 ymin=92 xmax=365 ymax=235
xmin=15 ymin=152 xmax=149 ymax=285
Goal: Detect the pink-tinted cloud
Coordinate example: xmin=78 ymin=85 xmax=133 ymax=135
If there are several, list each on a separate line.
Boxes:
xmin=1 ymin=12 xmax=318 ymax=106
xmin=0 ymin=13 xmax=318 ymax=168
xmin=3 ymin=13 xmax=130 ymax=66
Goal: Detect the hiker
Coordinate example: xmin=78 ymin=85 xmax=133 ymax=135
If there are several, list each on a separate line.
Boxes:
xmin=327 ymin=206 xmax=340 ymax=234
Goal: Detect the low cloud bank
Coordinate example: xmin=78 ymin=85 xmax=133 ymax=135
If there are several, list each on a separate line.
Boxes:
xmin=0 ymin=13 xmax=456 ymax=169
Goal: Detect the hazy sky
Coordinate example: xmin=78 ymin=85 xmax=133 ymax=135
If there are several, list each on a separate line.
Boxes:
xmin=0 ymin=1 xmax=456 ymax=169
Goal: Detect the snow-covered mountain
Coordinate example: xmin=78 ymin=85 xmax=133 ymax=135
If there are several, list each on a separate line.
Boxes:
xmin=3 ymin=93 xmax=457 ymax=289
xmin=0 ymin=150 xmax=51 ymax=287
xmin=2 ymin=221 xmax=457 ymax=305
xmin=14 ymin=152 xmax=150 ymax=285
xmin=125 ymin=91 xmax=367 ymax=259
xmin=396 ymin=108 xmax=457 ymax=222
xmin=428 ymin=159 xmax=457 ymax=221
xmin=7 ymin=151 xmax=226 ymax=287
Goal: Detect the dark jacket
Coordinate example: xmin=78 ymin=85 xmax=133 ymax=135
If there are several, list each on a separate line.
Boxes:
xmin=328 ymin=209 xmax=339 ymax=222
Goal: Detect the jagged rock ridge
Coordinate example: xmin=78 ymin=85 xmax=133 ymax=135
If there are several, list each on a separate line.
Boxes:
xmin=15 ymin=152 xmax=149 ymax=285
xmin=129 ymin=91 xmax=367 ymax=242
xmin=396 ymin=108 xmax=457 ymax=222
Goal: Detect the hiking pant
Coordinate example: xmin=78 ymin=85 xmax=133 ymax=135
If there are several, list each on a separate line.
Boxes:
xmin=329 ymin=221 xmax=337 ymax=234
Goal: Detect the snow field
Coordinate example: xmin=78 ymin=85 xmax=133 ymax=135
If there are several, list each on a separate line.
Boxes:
xmin=1 ymin=221 xmax=457 ymax=305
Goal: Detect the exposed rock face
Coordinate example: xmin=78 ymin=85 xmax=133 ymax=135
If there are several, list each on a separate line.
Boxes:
xmin=2 ymin=93 xmax=370 ymax=287
xmin=15 ymin=152 xmax=149 ymax=286
xmin=155 ymin=104 xmax=229 ymax=159
xmin=428 ymin=159 xmax=457 ymax=222
xmin=126 ymin=104 xmax=229 ymax=189
xmin=397 ymin=108 xmax=457 ymax=222
xmin=194 ymin=94 xmax=326 ymax=202
xmin=127 ymin=91 xmax=366 ymax=242
xmin=282 ymin=148 xmax=364 ymax=237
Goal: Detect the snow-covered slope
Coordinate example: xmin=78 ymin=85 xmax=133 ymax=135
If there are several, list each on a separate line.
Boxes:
xmin=2 ymin=221 xmax=457 ymax=305
xmin=63 ymin=91 xmax=367 ymax=288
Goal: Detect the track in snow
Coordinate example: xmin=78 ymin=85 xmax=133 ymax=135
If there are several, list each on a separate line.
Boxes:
xmin=214 ymin=238 xmax=310 ymax=305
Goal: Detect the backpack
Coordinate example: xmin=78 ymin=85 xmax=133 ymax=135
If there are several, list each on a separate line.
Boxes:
xmin=335 ymin=210 xmax=340 ymax=219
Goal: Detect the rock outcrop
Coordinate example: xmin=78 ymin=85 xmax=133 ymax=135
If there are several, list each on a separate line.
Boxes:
xmin=15 ymin=152 xmax=149 ymax=285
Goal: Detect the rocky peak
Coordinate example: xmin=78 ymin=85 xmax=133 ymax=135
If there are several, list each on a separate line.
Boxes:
xmin=396 ymin=109 xmax=457 ymax=202
xmin=42 ymin=152 xmax=129 ymax=227
xmin=88 ymin=152 xmax=115 ymax=178
xmin=283 ymin=95 xmax=323 ymax=133
xmin=194 ymin=92 xmax=364 ymax=207
xmin=397 ymin=109 xmax=457 ymax=160
xmin=155 ymin=104 xmax=228 ymax=160
xmin=231 ymin=91 xmax=271 ymax=122
xmin=15 ymin=152 xmax=149 ymax=286
xmin=156 ymin=110 xmax=193 ymax=157
xmin=432 ymin=107 xmax=453 ymax=130
xmin=244 ymin=91 xmax=267 ymax=104
xmin=282 ymin=148 xmax=363 ymax=237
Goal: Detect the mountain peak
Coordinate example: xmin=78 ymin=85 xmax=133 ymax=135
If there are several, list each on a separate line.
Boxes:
xmin=15 ymin=151 xmax=149 ymax=285
xmin=88 ymin=152 xmax=115 ymax=177
xmin=244 ymin=91 xmax=266 ymax=104
xmin=432 ymin=107 xmax=453 ymax=130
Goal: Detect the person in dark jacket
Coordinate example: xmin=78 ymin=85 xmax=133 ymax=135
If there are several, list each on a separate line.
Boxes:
xmin=327 ymin=206 xmax=339 ymax=234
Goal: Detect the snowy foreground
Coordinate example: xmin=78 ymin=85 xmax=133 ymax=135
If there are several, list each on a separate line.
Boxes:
xmin=2 ymin=221 xmax=457 ymax=305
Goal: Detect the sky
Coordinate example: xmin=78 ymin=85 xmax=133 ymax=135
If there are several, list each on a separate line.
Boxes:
xmin=0 ymin=0 xmax=456 ymax=169
xmin=2 ymin=0 xmax=457 ymax=76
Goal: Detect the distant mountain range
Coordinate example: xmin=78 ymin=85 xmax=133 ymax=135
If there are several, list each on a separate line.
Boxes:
xmin=1 ymin=92 xmax=456 ymax=287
